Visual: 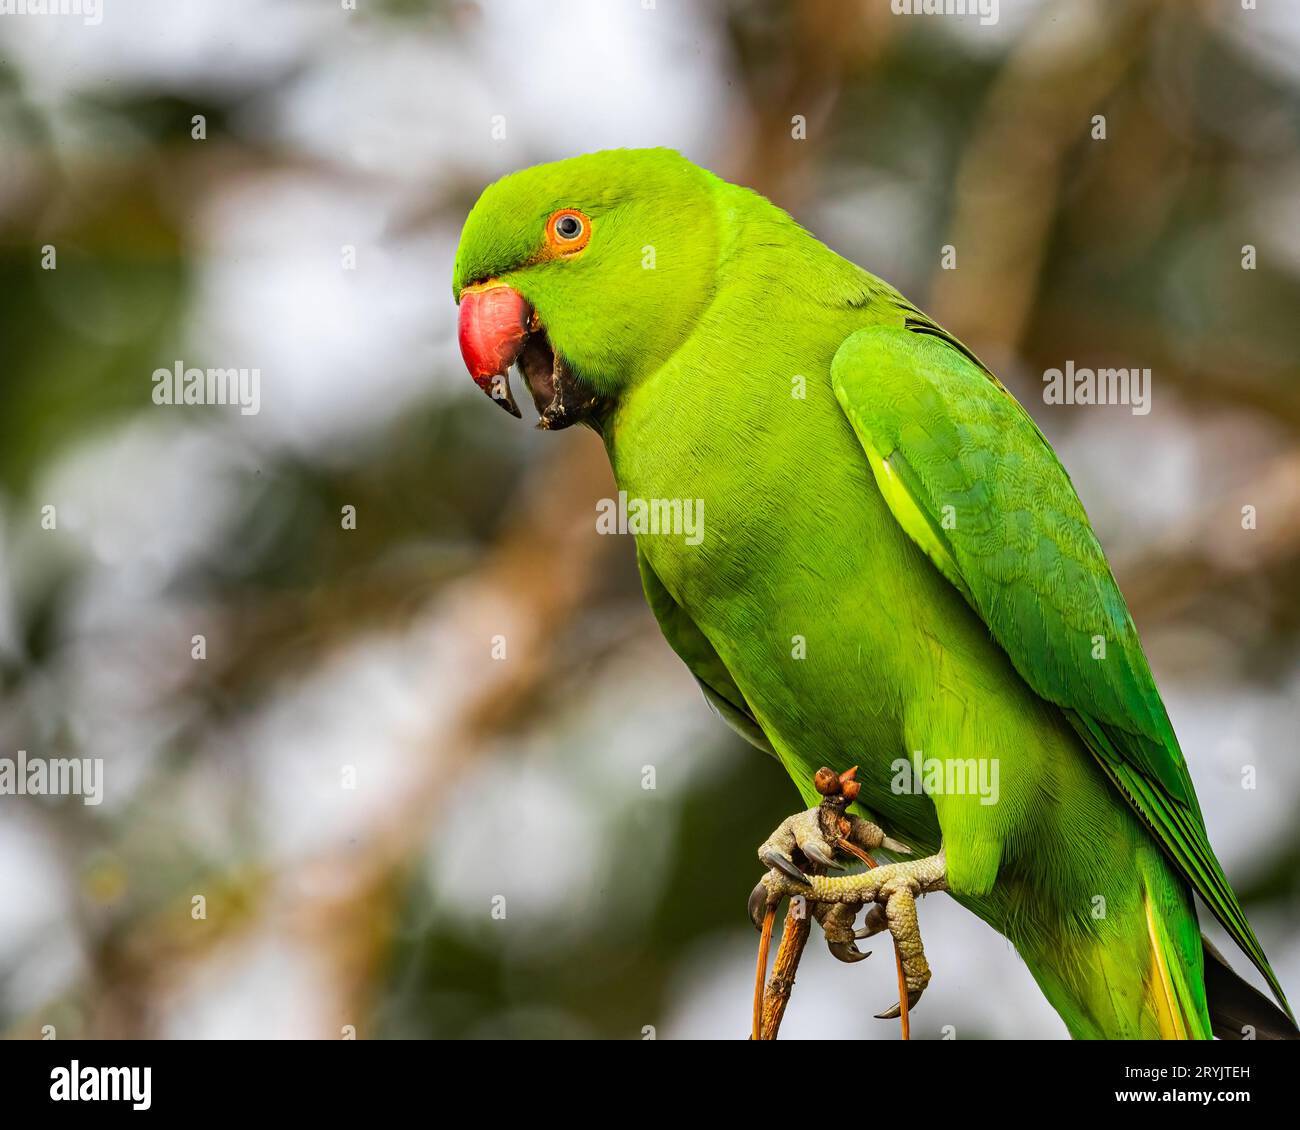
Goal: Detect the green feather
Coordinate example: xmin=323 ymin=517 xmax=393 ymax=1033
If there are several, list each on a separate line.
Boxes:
xmin=832 ymin=325 xmax=1291 ymax=1021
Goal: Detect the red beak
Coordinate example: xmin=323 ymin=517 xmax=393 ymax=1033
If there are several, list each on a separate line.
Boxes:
xmin=457 ymin=282 xmax=531 ymax=417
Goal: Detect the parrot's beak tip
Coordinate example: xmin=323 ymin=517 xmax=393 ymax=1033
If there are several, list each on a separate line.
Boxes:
xmin=457 ymin=279 xmax=607 ymax=430
xmin=487 ymin=379 xmax=523 ymax=418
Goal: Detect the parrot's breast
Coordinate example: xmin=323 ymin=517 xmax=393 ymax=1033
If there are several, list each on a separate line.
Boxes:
xmin=606 ymin=311 xmax=957 ymax=842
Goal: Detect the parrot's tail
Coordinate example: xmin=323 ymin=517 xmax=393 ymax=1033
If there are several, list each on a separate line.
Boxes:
xmin=1135 ymin=846 xmax=1298 ymax=1040
xmin=1031 ymin=848 xmax=1300 ymax=1039
xmin=1016 ymin=845 xmax=1214 ymax=1038
xmin=1142 ymin=873 xmax=1212 ymax=1040
xmin=1203 ymin=936 xmax=1300 ymax=1040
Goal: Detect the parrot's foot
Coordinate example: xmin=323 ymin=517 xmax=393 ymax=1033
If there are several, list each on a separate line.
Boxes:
xmin=748 ymin=768 xmax=944 ymax=1036
xmin=752 ymin=845 xmax=947 ymax=1015
xmin=753 ymin=765 xmax=912 ymax=889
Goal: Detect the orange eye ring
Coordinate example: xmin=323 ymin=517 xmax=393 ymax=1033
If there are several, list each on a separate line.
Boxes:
xmin=545 ymin=209 xmax=591 ymax=255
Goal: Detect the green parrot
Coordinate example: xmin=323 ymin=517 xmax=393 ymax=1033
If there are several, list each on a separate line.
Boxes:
xmin=452 ymin=147 xmax=1295 ymax=1040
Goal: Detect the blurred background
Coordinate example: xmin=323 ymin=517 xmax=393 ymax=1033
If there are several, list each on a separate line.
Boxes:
xmin=1 ymin=0 xmax=1298 ymax=1040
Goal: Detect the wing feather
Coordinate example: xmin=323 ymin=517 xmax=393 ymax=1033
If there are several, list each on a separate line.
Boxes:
xmin=832 ymin=324 xmax=1290 ymax=1017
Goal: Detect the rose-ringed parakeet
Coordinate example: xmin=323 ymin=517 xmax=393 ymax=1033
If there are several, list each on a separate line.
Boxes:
xmin=452 ymin=148 xmax=1295 ymax=1040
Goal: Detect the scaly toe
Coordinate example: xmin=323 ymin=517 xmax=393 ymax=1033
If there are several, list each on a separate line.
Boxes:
xmin=789 ymin=808 xmax=842 ymax=871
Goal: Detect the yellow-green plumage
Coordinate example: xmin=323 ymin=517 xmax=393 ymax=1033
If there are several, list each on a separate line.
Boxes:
xmin=453 ymin=148 xmax=1294 ymax=1039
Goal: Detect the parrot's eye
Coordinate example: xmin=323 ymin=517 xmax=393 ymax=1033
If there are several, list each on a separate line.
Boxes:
xmin=545 ymin=209 xmax=591 ymax=254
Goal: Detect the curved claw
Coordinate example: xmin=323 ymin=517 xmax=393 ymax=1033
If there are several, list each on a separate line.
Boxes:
xmin=748 ymin=878 xmax=773 ymax=930
xmin=882 ymin=836 xmax=913 ymax=855
xmin=799 ymin=839 xmax=842 ymax=871
xmin=828 ymin=940 xmax=871 ymax=964
xmin=854 ymin=904 xmax=889 ymax=940
xmin=758 ymin=847 xmax=809 ymax=886
xmin=875 ymin=990 xmax=924 ymax=1020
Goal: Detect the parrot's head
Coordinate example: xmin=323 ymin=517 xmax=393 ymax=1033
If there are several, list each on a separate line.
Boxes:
xmin=452 ymin=148 xmax=721 ymax=429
